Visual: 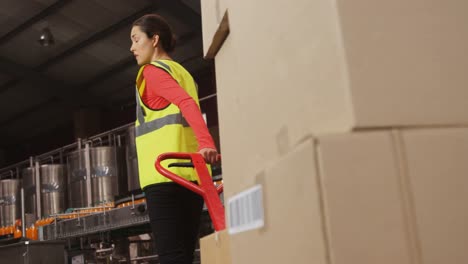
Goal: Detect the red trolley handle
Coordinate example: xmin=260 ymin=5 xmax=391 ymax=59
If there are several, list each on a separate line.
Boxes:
xmin=155 ymin=152 xmax=225 ymax=231
xmin=155 ymin=152 xmax=223 ymax=195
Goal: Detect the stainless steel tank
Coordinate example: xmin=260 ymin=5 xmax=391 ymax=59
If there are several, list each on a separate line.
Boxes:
xmin=125 ymin=126 xmax=140 ymax=191
xmin=67 ymin=150 xmax=88 ymax=208
xmin=90 ymin=146 xmax=122 ymax=205
xmin=0 ymin=179 xmax=21 ymax=227
xmin=41 ymin=164 xmax=67 ymax=217
xmin=21 ymin=167 xmax=37 ymax=218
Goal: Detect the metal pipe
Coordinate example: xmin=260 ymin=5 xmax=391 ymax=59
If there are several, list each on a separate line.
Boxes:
xmin=90 ymin=137 xmax=102 ymax=147
xmin=34 ymin=141 xmax=78 ymax=161
xmin=29 ymin=157 xmax=34 ymax=171
xmin=0 ymin=159 xmax=31 ymax=174
xmin=84 ymin=143 xmax=92 ymax=207
xmin=130 ymin=255 xmax=159 ymax=261
xmin=48 ymin=204 xmax=113 ymax=215
xmin=77 ymin=138 xmax=82 ymax=150
xmin=21 ymin=188 xmax=26 ymax=238
xmin=36 ymin=155 xmax=55 ymax=164
xmin=199 ymin=93 xmax=217 ymax=102
xmin=117 ymin=135 xmax=122 ymax=147
xmin=0 ymin=170 xmax=14 ymax=180
xmin=54 ymin=216 xmax=57 ymax=239
xmin=130 ymin=194 xmax=135 ymax=215
xmin=87 ymin=122 xmax=134 ymax=141
xmin=35 ymin=161 xmax=41 ymax=219
xmin=95 ymin=247 xmax=113 ymax=253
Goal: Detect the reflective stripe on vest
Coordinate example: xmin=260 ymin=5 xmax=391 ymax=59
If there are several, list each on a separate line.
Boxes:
xmin=135 ymin=87 xmax=189 ymax=137
xmin=134 ymin=60 xmax=205 ymax=188
xmin=135 ymin=112 xmax=189 ymax=137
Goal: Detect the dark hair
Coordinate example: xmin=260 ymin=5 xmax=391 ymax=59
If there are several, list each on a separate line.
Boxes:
xmin=133 ymin=14 xmax=176 ymax=53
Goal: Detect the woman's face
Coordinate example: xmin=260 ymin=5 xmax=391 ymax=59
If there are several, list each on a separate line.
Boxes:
xmin=130 ymin=26 xmax=157 ymax=66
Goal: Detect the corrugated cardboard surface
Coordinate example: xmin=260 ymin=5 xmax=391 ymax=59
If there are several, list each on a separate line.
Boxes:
xmin=401 ymin=128 xmax=468 ymax=263
xmin=215 ymin=35 xmax=263 ymax=199
xmin=201 ymin=0 xmax=229 ymax=58
xmin=338 ymin=0 xmax=468 ymax=126
xmin=216 ymin=25 xmax=349 ymax=198
xmin=215 ymin=0 xmax=468 ymax=199
xmin=317 ymin=132 xmax=412 ymax=264
xmin=230 ymin=139 xmax=328 ymax=264
xmin=223 ymin=0 xmax=468 ymax=130
xmin=200 ymin=230 xmax=232 ymax=264
xmin=227 ymin=128 xmax=468 ymax=264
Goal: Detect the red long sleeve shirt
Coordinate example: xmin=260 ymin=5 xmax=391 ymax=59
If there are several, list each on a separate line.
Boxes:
xmin=141 ymin=66 xmax=216 ymax=151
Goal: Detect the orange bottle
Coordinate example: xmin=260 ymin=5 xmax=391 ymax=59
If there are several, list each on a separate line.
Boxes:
xmin=0 ymin=226 xmax=5 ymax=236
xmin=14 ymin=227 xmax=21 ymax=238
xmin=7 ymin=225 xmax=14 ymax=235
xmin=31 ymin=225 xmax=38 ymax=240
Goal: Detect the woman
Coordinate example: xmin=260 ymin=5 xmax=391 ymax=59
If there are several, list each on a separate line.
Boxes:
xmin=130 ymin=14 xmax=219 ymax=264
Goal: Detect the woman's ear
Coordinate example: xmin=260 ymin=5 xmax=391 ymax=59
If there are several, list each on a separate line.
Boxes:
xmin=152 ymin=35 xmax=160 ymax=48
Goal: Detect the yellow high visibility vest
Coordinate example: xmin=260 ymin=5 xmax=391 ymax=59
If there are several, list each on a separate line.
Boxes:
xmin=135 ymin=60 xmax=201 ymax=189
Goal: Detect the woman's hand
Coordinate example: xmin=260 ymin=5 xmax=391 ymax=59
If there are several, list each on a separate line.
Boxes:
xmin=198 ymin=148 xmax=219 ymax=164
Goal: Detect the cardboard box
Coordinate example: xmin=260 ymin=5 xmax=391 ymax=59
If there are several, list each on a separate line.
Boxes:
xmin=229 ymin=139 xmax=329 ymax=264
xmin=201 ymin=0 xmax=229 ymax=58
xmin=317 ymin=132 xmax=412 ymax=264
xmin=227 ymin=128 xmax=468 ymax=264
xmin=222 ymin=0 xmax=468 ymax=129
xmin=400 ymin=128 xmax=468 ymax=263
xmin=215 ymin=0 xmax=468 ymax=196
xmin=200 ymin=230 xmax=232 ymax=264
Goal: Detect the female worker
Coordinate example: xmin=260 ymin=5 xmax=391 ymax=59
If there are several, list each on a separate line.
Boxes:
xmin=130 ymin=14 xmax=219 ymax=264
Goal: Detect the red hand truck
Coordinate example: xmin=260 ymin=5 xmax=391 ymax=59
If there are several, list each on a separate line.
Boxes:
xmin=155 ymin=152 xmax=225 ymax=231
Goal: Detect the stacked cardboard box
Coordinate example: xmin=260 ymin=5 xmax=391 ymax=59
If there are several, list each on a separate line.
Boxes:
xmin=200 ymin=230 xmax=232 ymax=264
xmin=200 ymin=0 xmax=468 ymax=263
xmin=225 ymin=128 xmax=468 ymax=264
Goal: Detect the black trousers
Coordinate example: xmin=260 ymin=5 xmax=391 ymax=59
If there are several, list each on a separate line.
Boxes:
xmin=144 ymin=182 xmax=204 ymax=264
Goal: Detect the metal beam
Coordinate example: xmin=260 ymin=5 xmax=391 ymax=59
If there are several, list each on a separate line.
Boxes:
xmin=68 ymin=31 xmax=198 ymax=101
xmin=0 ymin=4 xmax=158 ymax=95
xmin=0 ymin=27 xmax=199 ymax=135
xmin=39 ymin=4 xmax=157 ymax=69
xmin=0 ymin=55 xmax=135 ymax=128
xmin=76 ymin=31 xmax=197 ymax=97
xmin=0 ymin=0 xmax=72 ymax=46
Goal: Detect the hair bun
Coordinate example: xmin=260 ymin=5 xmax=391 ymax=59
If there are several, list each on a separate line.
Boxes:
xmin=133 ymin=14 xmax=177 ymax=53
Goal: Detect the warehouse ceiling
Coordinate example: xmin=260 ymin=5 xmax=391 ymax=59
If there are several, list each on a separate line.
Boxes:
xmin=0 ymin=0 xmax=214 ymax=165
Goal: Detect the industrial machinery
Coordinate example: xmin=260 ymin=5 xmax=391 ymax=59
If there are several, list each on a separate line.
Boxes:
xmin=41 ymin=164 xmax=67 ymax=217
xmin=0 ymin=179 xmax=21 ymax=228
xmin=0 ymin=123 xmax=223 ymax=263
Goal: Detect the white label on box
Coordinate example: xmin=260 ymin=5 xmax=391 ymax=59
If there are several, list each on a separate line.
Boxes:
xmin=228 ymin=185 xmax=264 ymax=234
xmin=71 ymin=255 xmax=84 ymax=264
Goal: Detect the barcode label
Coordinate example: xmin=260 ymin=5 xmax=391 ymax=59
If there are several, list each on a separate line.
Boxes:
xmin=227 ymin=185 xmax=264 ymax=234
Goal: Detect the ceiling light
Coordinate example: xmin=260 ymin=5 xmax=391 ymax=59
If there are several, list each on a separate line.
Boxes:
xmin=38 ymin=27 xmax=55 ymax=47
